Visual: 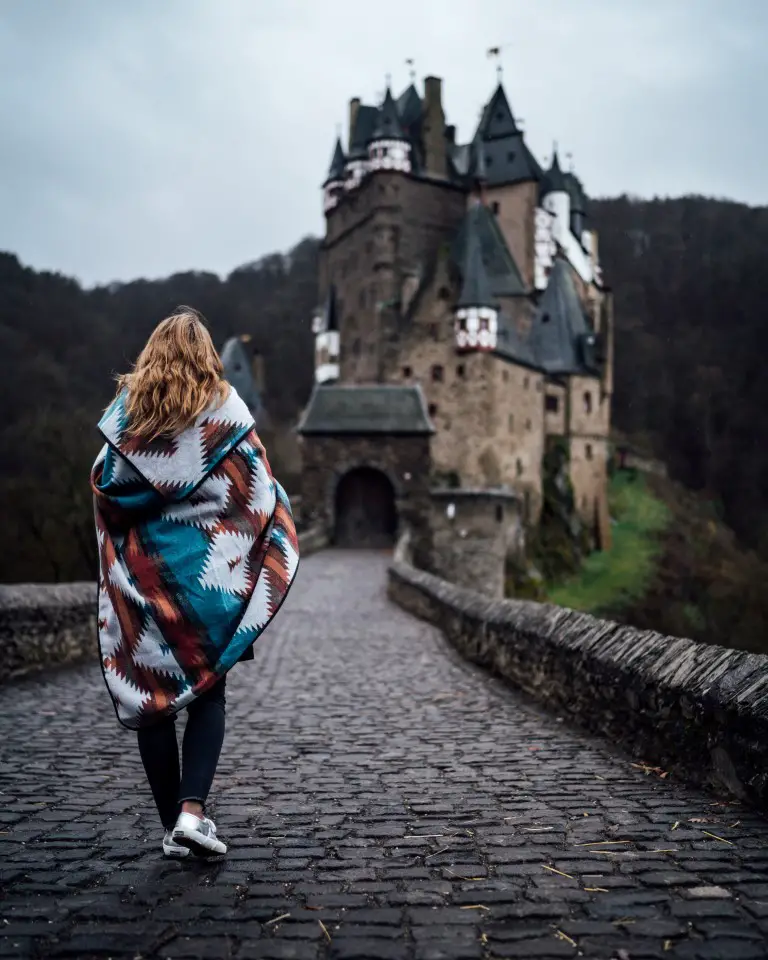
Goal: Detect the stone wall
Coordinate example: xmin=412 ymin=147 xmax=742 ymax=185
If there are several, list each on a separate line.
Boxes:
xmin=388 ymin=552 xmax=768 ymax=808
xmin=428 ymin=490 xmax=520 ymax=598
xmin=299 ymin=434 xmax=432 ymax=565
xmin=0 ymin=581 xmax=97 ymax=682
xmin=0 ymin=525 xmax=329 ymax=683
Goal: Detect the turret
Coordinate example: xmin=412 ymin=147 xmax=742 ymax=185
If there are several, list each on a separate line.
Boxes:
xmin=323 ymin=138 xmax=346 ymax=214
xmin=312 ymin=286 xmax=340 ymax=384
xmin=455 ymin=218 xmax=498 ymax=352
xmin=565 ymin=171 xmax=588 ymax=242
xmin=367 ymin=87 xmax=411 ymax=174
xmin=540 ymin=148 xmax=570 ymax=247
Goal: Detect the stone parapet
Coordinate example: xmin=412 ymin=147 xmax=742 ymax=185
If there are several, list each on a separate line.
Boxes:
xmin=388 ymin=551 xmax=768 ymax=807
xmin=0 ymin=524 xmax=328 ymax=683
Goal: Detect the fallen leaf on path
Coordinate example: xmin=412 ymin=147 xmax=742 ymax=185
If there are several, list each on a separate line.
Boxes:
xmin=319 ymin=921 xmax=331 ymax=942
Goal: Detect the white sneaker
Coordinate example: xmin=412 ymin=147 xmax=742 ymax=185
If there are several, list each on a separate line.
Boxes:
xmin=162 ymin=830 xmax=190 ymax=858
xmin=172 ymin=811 xmax=227 ymax=856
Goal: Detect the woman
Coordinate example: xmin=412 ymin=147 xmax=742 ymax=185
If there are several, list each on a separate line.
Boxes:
xmin=91 ymin=308 xmax=299 ymax=858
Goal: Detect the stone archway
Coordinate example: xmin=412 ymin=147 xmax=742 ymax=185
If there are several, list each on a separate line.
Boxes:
xmin=334 ymin=467 xmax=397 ymax=548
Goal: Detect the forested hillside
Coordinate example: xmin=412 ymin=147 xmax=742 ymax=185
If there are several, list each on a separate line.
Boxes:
xmin=591 ymin=196 xmax=768 ymax=551
xmin=0 ymin=240 xmax=318 ymax=581
xmin=1 ymin=194 xmax=767 ymax=595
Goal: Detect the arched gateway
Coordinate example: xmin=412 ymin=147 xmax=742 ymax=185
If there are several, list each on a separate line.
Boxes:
xmin=297 ymin=383 xmax=434 ymax=552
xmin=334 ymin=467 xmax=397 ymax=548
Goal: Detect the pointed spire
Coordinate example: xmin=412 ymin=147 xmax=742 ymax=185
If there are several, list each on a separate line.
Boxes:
xmin=476 ymin=82 xmax=519 ymax=141
xmin=457 ymin=215 xmax=494 ymax=309
xmin=370 ymin=86 xmax=406 ymax=142
xmin=541 ymin=145 xmax=567 ymax=196
xmin=324 ymin=137 xmax=346 ymax=184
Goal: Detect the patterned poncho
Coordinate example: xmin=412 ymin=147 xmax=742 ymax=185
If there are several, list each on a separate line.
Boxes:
xmin=91 ymin=386 xmax=299 ymax=729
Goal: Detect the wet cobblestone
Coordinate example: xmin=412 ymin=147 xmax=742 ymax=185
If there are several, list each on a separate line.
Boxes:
xmin=2 ymin=551 xmax=768 ymax=959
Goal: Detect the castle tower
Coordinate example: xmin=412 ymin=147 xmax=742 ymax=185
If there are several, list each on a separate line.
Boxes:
xmin=540 ymin=149 xmax=570 ymax=248
xmin=300 ymin=71 xmax=614 ymax=560
xmin=367 ymin=87 xmax=412 ymax=174
xmin=455 ymin=219 xmax=499 ymax=353
xmin=323 ymin=138 xmax=346 ymax=214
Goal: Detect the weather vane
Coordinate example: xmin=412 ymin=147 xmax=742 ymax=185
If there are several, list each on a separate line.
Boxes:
xmin=487 ymin=42 xmax=511 ymax=80
xmin=405 ymin=58 xmax=416 ymax=82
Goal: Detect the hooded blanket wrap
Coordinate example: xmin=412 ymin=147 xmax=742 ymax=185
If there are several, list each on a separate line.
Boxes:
xmin=91 ymin=386 xmax=299 ymax=730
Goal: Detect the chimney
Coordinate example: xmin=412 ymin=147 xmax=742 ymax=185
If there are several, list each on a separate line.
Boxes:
xmin=445 ymin=124 xmax=456 ymax=145
xmin=422 ymin=77 xmax=447 ymax=179
xmin=349 ymin=97 xmax=361 ymax=152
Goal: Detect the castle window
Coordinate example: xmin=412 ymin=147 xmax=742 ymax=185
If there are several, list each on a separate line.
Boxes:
xmin=546 ymin=395 xmax=559 ymax=413
xmin=429 ymin=323 xmax=438 ymax=340
xmin=457 ymin=363 xmax=465 ymax=378
xmin=352 ymin=338 xmax=361 ymax=356
xmin=402 ymin=365 xmax=412 ymax=379
xmin=491 ymin=201 xmax=500 ymax=216
xmin=495 ymin=504 xmax=504 ymax=523
xmin=438 ymin=286 xmax=451 ymax=301
xmin=586 ymin=443 xmax=593 ymax=460
xmin=516 ymin=458 xmax=523 ymax=477
xmin=584 ymin=391 xmax=593 ymax=414
xmin=432 ymin=364 xmax=444 ymax=383
xmin=428 ymin=403 xmax=438 ymax=418
xmin=524 ymin=376 xmax=530 ymax=389
xmin=508 ymin=413 xmax=514 ymax=432
xmin=503 ymin=369 xmax=509 ymax=382
xmin=542 ymin=313 xmax=551 ymax=324
xmin=526 ymin=419 xmax=532 ymax=431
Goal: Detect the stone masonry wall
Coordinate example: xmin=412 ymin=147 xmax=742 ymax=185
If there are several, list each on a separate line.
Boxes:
xmin=428 ymin=491 xmax=519 ymax=599
xmin=0 ymin=582 xmax=97 ymax=682
xmin=0 ymin=526 xmax=329 ymax=683
xmin=300 ymin=434 xmax=432 ymax=564
xmin=388 ymin=552 xmax=768 ymax=808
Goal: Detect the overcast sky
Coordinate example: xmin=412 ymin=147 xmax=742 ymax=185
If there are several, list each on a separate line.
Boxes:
xmin=1 ymin=0 xmax=766 ymax=286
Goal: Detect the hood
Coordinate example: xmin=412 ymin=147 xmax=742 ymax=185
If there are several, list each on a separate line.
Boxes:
xmin=98 ymin=385 xmax=254 ymax=500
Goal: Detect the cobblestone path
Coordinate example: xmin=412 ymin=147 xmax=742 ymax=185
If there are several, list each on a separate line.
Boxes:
xmin=2 ymin=551 xmax=768 ymax=960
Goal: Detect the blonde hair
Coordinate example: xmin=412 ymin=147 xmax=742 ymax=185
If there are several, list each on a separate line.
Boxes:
xmin=116 ymin=307 xmax=228 ymax=439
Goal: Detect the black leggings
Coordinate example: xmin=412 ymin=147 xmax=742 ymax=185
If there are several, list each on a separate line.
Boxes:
xmin=137 ymin=676 xmax=226 ymax=830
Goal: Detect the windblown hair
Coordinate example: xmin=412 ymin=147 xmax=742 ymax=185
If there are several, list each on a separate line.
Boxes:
xmin=116 ymin=307 xmax=228 ymax=439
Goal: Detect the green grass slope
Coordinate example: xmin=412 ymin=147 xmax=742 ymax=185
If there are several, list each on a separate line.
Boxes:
xmin=546 ymin=470 xmax=768 ymax=655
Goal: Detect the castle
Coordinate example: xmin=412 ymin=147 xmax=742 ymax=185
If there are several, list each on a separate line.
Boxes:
xmin=298 ymin=73 xmax=614 ymax=586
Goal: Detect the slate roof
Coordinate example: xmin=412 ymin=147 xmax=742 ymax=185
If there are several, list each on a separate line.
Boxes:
xmin=476 ymin=84 xmax=519 ymax=140
xmin=396 ymin=84 xmax=422 ymax=131
xmin=297 ymin=385 xmax=435 ymax=435
xmin=457 ymin=226 xmax=495 ymax=309
xmin=471 ymin=83 xmax=543 ymax=187
xmin=452 ymin=203 xmax=528 ymax=298
xmin=564 ymin=171 xmax=588 ymax=215
xmin=325 ymin=138 xmax=346 ymax=184
xmin=528 ymin=259 xmax=597 ymax=376
xmin=540 ymin=149 xmax=567 ymax=198
xmin=348 ymin=105 xmax=379 ymax=159
xmin=220 ymin=338 xmax=261 ymax=416
xmin=371 ymin=88 xmax=407 ymax=142
xmin=494 ymin=312 xmax=539 ymax=370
